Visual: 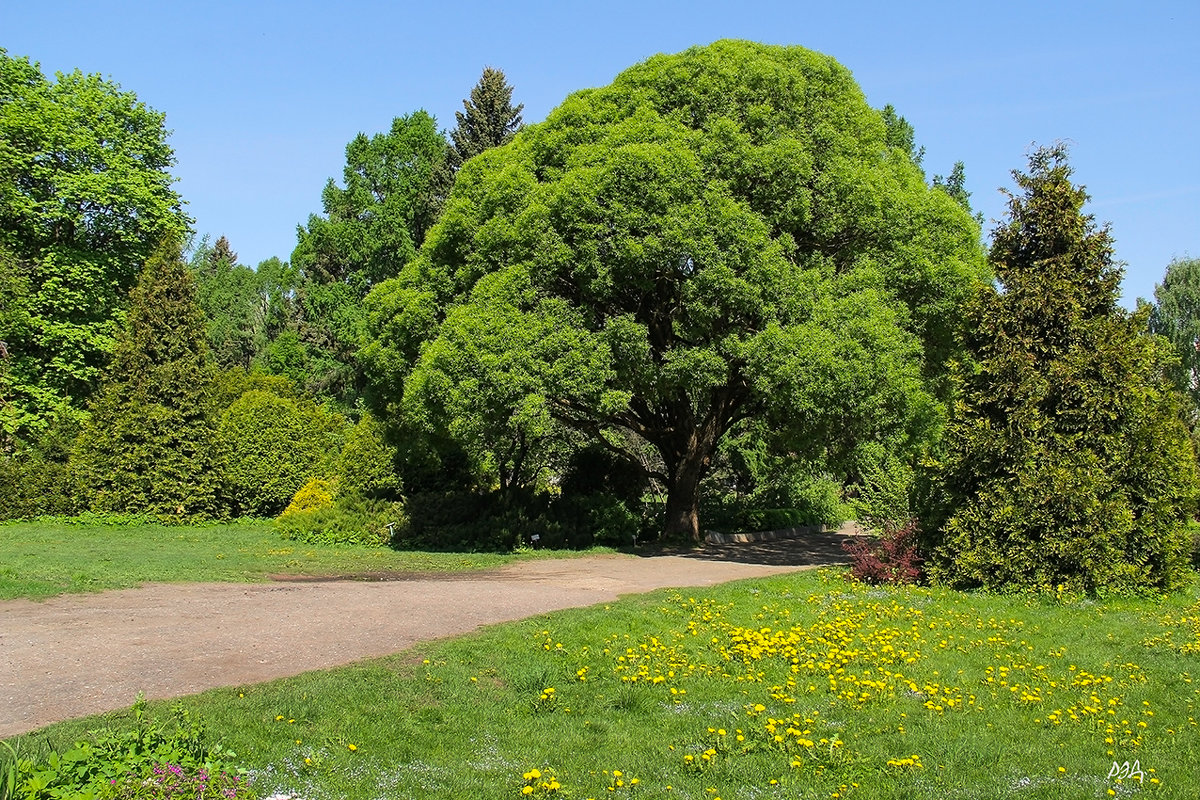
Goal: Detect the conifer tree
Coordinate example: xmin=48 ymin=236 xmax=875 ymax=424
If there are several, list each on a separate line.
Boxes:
xmin=446 ymin=67 xmax=523 ymax=170
xmin=72 ymin=239 xmax=222 ymax=518
xmin=927 ymin=146 xmax=1198 ymax=594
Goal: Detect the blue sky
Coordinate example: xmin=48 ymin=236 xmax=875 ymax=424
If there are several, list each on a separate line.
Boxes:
xmin=5 ymin=0 xmax=1197 ymax=306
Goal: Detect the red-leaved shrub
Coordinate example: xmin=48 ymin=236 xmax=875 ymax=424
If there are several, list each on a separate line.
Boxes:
xmin=843 ymin=518 xmax=924 ymax=585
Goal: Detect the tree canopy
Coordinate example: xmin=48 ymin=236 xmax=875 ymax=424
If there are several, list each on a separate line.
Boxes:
xmin=363 ymin=40 xmax=985 ymax=540
xmin=288 ymin=111 xmax=450 ymax=405
xmin=0 ymin=50 xmax=190 ymax=440
xmin=1149 ymin=256 xmax=1200 ymax=417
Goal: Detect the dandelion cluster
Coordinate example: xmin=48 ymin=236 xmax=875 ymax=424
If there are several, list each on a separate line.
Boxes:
xmin=520 ymin=768 xmax=561 ymax=795
xmin=1142 ymin=599 xmax=1200 ymax=654
xmin=521 ymin=579 xmax=1182 ymax=794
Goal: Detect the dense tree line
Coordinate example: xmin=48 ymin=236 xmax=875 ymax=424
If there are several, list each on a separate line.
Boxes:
xmin=2 ymin=43 xmax=1196 ymax=594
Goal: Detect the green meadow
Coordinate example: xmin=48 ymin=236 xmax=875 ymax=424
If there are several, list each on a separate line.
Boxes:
xmin=10 ymin=568 xmax=1199 ymax=799
xmin=0 ymin=519 xmax=594 ymax=601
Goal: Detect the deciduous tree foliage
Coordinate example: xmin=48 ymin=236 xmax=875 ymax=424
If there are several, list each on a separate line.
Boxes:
xmin=71 ymin=241 xmax=221 ymax=518
xmin=364 ymin=41 xmax=984 ymax=540
xmin=294 ymin=111 xmax=449 ymax=288
xmin=927 ymin=146 xmax=1199 ymax=594
xmin=1149 ymin=256 xmax=1200 ymax=417
xmin=0 ymin=50 xmax=191 ymax=439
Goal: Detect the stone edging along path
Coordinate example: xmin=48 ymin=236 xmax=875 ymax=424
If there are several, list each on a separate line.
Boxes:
xmin=0 ymin=535 xmax=853 ymax=738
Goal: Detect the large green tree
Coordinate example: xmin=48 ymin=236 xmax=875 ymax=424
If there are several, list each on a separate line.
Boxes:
xmin=291 ymin=111 xmax=449 ymax=404
xmin=1149 ymin=256 xmax=1200 ymax=417
xmin=927 ymin=146 xmax=1198 ymax=594
xmin=71 ymin=240 xmax=221 ymax=518
xmin=0 ymin=50 xmax=191 ymax=439
xmin=364 ymin=41 xmax=985 ymax=540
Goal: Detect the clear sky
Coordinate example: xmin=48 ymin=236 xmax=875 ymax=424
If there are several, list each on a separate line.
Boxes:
xmin=5 ymin=0 xmax=1197 ymax=306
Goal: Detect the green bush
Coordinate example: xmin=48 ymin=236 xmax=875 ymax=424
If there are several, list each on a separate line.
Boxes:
xmin=396 ymin=491 xmax=524 ymax=552
xmin=275 ymin=494 xmax=403 ymax=547
xmin=217 ymin=390 xmax=346 ymax=517
xmin=338 ymin=414 xmax=401 ymax=499
xmin=852 ymin=455 xmax=915 ymax=533
xmin=280 ymin=476 xmax=338 ymax=516
xmin=0 ymin=417 xmax=81 ymax=520
xmin=210 ymin=366 xmax=298 ymax=412
xmin=564 ymin=494 xmax=641 ymax=548
xmin=702 ymin=463 xmax=849 ymax=534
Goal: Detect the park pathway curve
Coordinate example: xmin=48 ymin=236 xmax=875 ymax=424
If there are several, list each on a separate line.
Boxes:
xmin=0 ymin=546 xmax=845 ymax=738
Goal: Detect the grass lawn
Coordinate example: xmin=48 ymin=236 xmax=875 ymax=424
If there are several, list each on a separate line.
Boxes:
xmin=0 ymin=518 xmax=600 ymax=601
xmin=11 ymin=568 xmax=1200 ymax=799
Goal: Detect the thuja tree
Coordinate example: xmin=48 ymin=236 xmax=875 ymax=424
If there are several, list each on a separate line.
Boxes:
xmin=363 ymin=40 xmax=985 ymax=541
xmin=72 ymin=241 xmax=222 ymax=518
xmin=927 ymin=146 xmax=1199 ymax=594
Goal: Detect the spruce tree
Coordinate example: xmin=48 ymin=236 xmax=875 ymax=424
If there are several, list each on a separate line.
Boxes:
xmin=72 ymin=239 xmax=222 ymax=518
xmin=927 ymin=146 xmax=1199 ymax=594
xmin=446 ymin=67 xmax=523 ymax=170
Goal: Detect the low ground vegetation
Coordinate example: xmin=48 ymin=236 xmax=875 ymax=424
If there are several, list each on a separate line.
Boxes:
xmin=8 ymin=568 xmax=1199 ymax=799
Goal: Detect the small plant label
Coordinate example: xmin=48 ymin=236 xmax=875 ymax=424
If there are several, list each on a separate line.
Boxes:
xmin=1107 ymin=760 xmax=1145 ymax=782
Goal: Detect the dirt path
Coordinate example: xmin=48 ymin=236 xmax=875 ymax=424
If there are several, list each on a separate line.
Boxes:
xmin=0 ymin=536 xmax=849 ymax=738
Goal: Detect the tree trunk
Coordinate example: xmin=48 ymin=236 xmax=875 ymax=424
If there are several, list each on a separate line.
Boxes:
xmin=662 ymin=438 xmax=708 ymax=543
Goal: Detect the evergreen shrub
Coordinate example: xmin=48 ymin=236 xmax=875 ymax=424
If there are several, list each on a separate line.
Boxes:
xmin=217 ymin=390 xmax=344 ymax=517
xmin=0 ymin=417 xmax=81 ymax=519
xmin=275 ymin=495 xmax=402 ymax=547
xmin=338 ymin=414 xmax=401 ymax=499
xmin=281 ymin=477 xmax=338 ymax=516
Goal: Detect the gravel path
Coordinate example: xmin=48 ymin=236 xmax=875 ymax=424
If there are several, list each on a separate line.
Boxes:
xmin=0 ymin=535 xmax=850 ymax=738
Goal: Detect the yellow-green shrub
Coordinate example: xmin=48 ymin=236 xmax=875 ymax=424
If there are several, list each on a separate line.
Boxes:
xmin=280 ymin=476 xmax=339 ymax=517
